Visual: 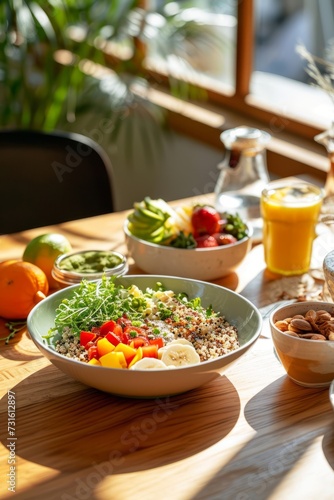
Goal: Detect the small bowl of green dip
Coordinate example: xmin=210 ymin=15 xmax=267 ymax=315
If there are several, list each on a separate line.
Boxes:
xmin=52 ymin=250 xmax=128 ymax=287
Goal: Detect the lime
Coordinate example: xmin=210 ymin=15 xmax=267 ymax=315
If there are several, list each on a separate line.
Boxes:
xmin=23 ymin=233 xmax=72 ymax=288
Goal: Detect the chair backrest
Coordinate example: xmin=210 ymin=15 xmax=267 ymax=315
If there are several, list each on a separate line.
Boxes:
xmin=0 ymin=129 xmax=115 ymax=234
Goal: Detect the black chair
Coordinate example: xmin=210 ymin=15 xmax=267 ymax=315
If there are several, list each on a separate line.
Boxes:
xmin=0 ymin=129 xmax=115 ymax=234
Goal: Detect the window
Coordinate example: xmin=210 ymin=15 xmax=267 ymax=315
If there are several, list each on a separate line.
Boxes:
xmin=146 ymin=0 xmax=238 ymax=92
xmin=135 ymin=0 xmax=334 ymax=180
xmin=139 ymin=1 xmax=333 ymax=133
xmin=2 ymin=1 xmax=332 ymax=181
xmin=252 ymin=0 xmax=334 ymax=131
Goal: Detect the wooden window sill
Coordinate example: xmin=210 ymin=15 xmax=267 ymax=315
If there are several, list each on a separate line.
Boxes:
xmin=132 ymin=83 xmax=329 ymax=184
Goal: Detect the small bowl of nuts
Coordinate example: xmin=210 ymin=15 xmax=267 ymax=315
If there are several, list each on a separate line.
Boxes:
xmin=269 ymin=301 xmax=334 ymax=388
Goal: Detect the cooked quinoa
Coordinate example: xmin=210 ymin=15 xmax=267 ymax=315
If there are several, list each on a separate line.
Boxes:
xmin=54 ymin=292 xmax=240 ymax=363
xmin=55 ymin=329 xmax=88 ymax=362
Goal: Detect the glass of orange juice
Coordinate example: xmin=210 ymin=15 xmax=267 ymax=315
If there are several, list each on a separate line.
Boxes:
xmin=261 ymin=181 xmax=324 ymax=275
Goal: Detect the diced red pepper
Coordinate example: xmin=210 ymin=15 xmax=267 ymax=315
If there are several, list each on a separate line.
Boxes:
xmin=80 ymin=331 xmax=96 ymax=347
xmin=87 ymin=345 xmax=98 ymax=360
xmin=105 ymin=331 xmax=121 ymax=346
xmin=99 ymin=320 xmax=117 ymax=337
xmin=124 ymin=325 xmax=147 ymax=336
xmin=113 ymin=324 xmax=123 ymax=337
xmin=149 ymin=337 xmax=164 ymax=349
xmin=117 ymin=315 xmax=132 ymax=329
xmin=120 ymin=331 xmax=131 ymax=345
xmin=141 ymin=345 xmax=158 ymax=358
xmin=130 ymin=337 xmax=149 ymax=349
xmin=85 ymin=340 xmax=96 ymax=349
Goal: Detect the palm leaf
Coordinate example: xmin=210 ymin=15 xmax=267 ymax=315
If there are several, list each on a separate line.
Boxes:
xmin=0 ymin=1 xmax=225 ymax=162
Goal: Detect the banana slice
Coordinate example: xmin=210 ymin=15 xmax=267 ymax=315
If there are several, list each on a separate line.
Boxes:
xmin=174 ymin=206 xmax=193 ymax=233
xmin=170 ymin=339 xmax=193 ymax=347
xmin=158 ymin=339 xmax=194 ymax=359
xmin=158 ymin=346 xmax=167 ymax=359
xmin=161 ymin=344 xmax=200 ymax=367
xmin=130 ymin=358 xmax=167 ymax=370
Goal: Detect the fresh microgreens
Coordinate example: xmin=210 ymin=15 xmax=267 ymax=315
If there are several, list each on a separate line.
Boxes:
xmin=44 ymin=276 xmax=217 ymax=342
xmin=45 ymin=276 xmax=151 ymax=340
xmin=177 ymin=292 xmax=216 ymax=316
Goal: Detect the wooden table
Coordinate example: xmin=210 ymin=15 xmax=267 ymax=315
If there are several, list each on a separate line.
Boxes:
xmin=1 ymin=202 xmax=334 ymax=500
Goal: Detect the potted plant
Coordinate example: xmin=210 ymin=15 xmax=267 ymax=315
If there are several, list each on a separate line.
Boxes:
xmin=0 ymin=1 xmax=227 ymax=148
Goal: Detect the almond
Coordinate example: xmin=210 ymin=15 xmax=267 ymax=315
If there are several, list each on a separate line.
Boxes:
xmin=274 ymin=320 xmax=289 ymax=332
xmin=305 ymin=310 xmax=317 ymax=322
xmin=315 ymin=311 xmax=332 ymax=321
xmin=286 ymin=331 xmax=300 ymax=338
xmin=299 ymin=333 xmax=326 ymax=341
xmin=288 ymin=324 xmax=302 ymax=333
xmin=290 ymin=318 xmax=312 ymax=331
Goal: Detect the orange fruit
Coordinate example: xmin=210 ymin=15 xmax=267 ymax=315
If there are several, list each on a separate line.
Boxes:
xmin=23 ymin=233 xmax=72 ymax=288
xmin=0 ymin=260 xmax=49 ymax=319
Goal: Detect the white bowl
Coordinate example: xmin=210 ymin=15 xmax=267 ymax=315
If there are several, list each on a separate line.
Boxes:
xmin=27 ymin=275 xmax=262 ymax=398
xmin=124 ymin=222 xmax=252 ymax=281
xmin=330 ymin=380 xmax=334 ymax=411
xmin=269 ymin=301 xmax=334 ymax=388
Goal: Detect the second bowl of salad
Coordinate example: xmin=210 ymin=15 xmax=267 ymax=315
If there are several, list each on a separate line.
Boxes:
xmin=124 ymin=197 xmax=252 ymax=280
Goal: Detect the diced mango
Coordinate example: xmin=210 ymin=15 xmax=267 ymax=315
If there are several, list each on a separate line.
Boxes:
xmin=97 ymin=337 xmax=115 ymax=357
xmin=88 ymin=358 xmax=101 ymax=366
xmin=141 ymin=345 xmax=158 ymax=358
xmin=128 ymin=347 xmax=143 ymax=369
xmin=99 ymin=351 xmax=127 ymax=369
xmin=114 ymin=343 xmax=137 ymax=365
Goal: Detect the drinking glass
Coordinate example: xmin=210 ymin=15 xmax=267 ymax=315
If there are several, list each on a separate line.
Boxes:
xmin=261 ymin=181 xmax=324 ymax=275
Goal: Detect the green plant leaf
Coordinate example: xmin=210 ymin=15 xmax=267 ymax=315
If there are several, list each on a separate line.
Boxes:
xmin=0 ymin=0 xmax=225 ymax=163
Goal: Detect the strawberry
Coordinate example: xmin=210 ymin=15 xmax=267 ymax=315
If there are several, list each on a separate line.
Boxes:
xmin=195 ymin=235 xmax=219 ymax=248
xmin=213 ymin=233 xmax=237 ymax=246
xmin=191 ymin=206 xmax=221 ymax=236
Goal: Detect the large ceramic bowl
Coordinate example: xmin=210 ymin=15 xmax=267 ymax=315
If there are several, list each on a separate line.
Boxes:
xmin=269 ymin=301 xmax=334 ymax=388
xmin=27 ymin=275 xmax=262 ymax=398
xmin=124 ymin=222 xmax=253 ymax=281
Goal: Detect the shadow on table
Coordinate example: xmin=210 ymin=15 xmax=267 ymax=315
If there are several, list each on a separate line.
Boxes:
xmin=190 ymin=376 xmax=334 ymax=500
xmin=0 ymin=323 xmax=44 ymax=362
xmin=0 ymin=364 xmax=241 ymax=475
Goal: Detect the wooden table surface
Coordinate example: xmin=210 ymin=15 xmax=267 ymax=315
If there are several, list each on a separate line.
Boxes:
xmin=1 ymin=198 xmax=334 ymax=500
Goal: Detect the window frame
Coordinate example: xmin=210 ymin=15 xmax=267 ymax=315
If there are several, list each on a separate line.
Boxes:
xmin=109 ymin=0 xmax=330 ymax=183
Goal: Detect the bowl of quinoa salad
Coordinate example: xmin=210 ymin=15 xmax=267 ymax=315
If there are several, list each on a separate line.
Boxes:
xmin=27 ymin=275 xmax=262 ymax=398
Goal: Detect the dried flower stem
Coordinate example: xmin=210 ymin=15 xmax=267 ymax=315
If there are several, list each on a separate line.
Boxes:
xmin=296 ymin=43 xmax=334 ymax=106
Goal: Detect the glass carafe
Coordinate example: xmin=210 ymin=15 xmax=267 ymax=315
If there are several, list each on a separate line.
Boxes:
xmin=214 ymin=126 xmax=271 ymax=240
